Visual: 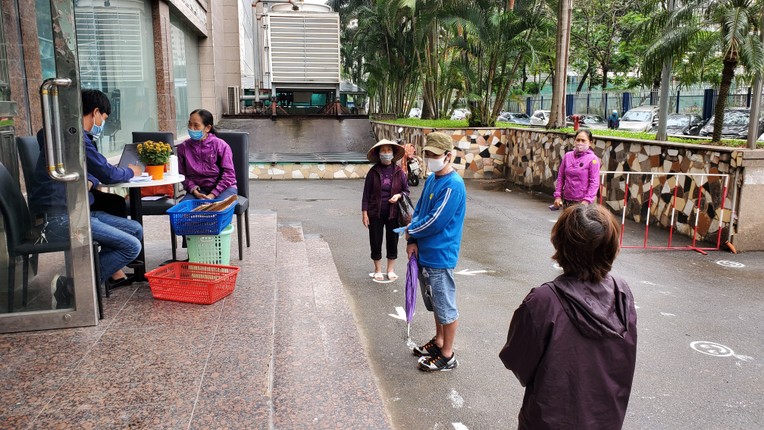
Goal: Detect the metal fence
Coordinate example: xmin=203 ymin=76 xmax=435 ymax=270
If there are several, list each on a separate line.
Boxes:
xmin=506 ymin=88 xmax=756 ymax=120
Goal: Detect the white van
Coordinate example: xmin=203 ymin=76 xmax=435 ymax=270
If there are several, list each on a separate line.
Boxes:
xmin=618 ymin=105 xmax=660 ymax=132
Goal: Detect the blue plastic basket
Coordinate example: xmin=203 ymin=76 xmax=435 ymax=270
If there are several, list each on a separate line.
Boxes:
xmin=167 ymin=199 xmax=235 ymax=235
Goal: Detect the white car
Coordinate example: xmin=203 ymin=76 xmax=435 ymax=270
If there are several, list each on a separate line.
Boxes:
xmin=408 ymin=108 xmax=422 ymax=119
xmin=450 ymin=108 xmax=471 ymax=121
xmin=529 ymin=110 xmax=551 ymax=126
xmin=618 ymin=105 xmax=660 ymax=132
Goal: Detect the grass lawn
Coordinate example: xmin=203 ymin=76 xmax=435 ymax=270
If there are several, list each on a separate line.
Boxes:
xmin=378 ymin=118 xmax=764 ymax=149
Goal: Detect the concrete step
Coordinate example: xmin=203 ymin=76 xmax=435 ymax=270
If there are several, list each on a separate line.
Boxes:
xmin=303 ymin=233 xmax=391 ymax=428
xmin=271 ymin=225 xmax=391 ymax=428
xmin=272 ymin=222 xmax=328 ymax=427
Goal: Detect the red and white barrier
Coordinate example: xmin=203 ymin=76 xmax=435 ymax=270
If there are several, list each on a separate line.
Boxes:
xmin=598 ymin=171 xmax=730 ymax=255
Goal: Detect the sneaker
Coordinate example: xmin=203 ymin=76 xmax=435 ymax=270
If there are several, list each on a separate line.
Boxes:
xmin=412 ymin=337 xmax=441 ymax=357
xmin=418 ymin=352 xmax=458 ymax=372
xmin=50 ymin=275 xmax=72 ymax=309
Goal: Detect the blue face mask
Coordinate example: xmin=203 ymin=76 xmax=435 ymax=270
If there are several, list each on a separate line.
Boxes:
xmin=188 ymin=129 xmax=204 ymax=141
xmin=91 ymin=115 xmax=105 ymax=137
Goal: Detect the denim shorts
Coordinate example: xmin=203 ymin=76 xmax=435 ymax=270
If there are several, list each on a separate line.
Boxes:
xmin=420 ymin=266 xmax=458 ymax=325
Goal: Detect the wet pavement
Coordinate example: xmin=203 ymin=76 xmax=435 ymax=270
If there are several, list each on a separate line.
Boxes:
xmin=256 ymin=179 xmax=764 ymax=430
xmin=2 ymin=177 xmax=762 ymax=429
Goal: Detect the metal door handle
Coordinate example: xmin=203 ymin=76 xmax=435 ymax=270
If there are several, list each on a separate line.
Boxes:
xmin=40 ymin=78 xmax=80 ymax=182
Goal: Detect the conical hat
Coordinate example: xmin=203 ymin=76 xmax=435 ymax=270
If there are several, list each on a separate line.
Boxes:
xmin=367 ymin=139 xmax=405 ymax=164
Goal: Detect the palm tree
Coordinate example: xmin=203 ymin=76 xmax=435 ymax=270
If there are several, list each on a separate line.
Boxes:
xmin=443 ymin=0 xmax=542 ymax=126
xmin=352 ymin=0 xmax=419 ymax=115
xmin=643 ymin=0 xmax=764 ymax=142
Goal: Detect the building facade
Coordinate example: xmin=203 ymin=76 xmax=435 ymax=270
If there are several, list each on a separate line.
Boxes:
xmin=1 ymin=0 xmax=242 ymax=156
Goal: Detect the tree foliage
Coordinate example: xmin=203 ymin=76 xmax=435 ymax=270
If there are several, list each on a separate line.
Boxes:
xmin=335 ymin=0 xmax=764 ymax=133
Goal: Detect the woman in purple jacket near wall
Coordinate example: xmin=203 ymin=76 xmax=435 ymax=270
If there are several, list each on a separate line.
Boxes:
xmin=553 ymin=129 xmax=600 ymax=208
xmin=178 ymin=109 xmax=238 ymax=201
xmin=361 ymin=139 xmax=409 ymax=282
xmin=500 ymin=204 xmax=637 ymax=429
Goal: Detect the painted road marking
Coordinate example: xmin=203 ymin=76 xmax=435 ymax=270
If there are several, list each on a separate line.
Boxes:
xmin=452 ymin=423 xmax=469 ymax=430
xmin=455 ymin=269 xmax=495 ymax=276
xmin=660 ymin=312 xmax=676 ymax=317
xmin=690 ymin=341 xmax=754 ymax=364
xmin=691 ymin=341 xmax=734 ymax=357
xmin=716 ymin=260 xmax=745 ymax=268
xmin=388 ymin=306 xmax=406 ymax=321
xmin=553 ymin=263 xmax=563 ymax=271
xmin=448 ymin=389 xmax=464 ymax=408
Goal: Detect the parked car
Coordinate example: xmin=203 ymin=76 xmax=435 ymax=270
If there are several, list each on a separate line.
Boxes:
xmin=617 ymin=105 xmax=660 ymax=132
xmin=497 ymin=112 xmax=531 ymax=125
xmin=408 ymin=108 xmax=422 ymax=119
xmin=699 ymin=108 xmax=764 ymax=140
xmin=565 ymin=114 xmax=608 ymax=130
xmin=529 ymin=110 xmax=551 ymax=126
xmin=450 ymin=108 xmax=471 ymax=121
xmin=650 ymin=113 xmax=706 ymax=135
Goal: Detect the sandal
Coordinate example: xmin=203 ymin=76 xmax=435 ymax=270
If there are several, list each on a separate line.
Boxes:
xmin=387 ymin=272 xmax=398 ymax=281
xmin=373 ymin=272 xmax=385 ymax=281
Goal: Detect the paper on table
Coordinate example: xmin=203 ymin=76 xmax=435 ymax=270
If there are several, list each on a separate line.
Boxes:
xmin=141 ymin=195 xmax=165 ymax=201
xmin=129 ymin=176 xmax=152 ymax=183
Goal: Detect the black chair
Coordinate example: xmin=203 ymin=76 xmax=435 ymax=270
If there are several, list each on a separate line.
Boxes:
xmin=132 ymin=132 xmax=180 ymax=259
xmin=0 ymin=161 xmax=102 ymax=316
xmin=216 ymin=131 xmax=251 ymax=260
xmin=16 ymin=136 xmax=44 ymax=274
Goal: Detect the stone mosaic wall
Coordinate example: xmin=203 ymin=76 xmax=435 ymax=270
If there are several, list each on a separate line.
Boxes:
xmin=505 ymin=128 xmax=742 ymax=244
xmin=372 ymin=121 xmax=746 ymax=245
xmin=371 ymin=122 xmax=508 ymax=179
xmin=248 ymin=162 xmax=371 ymax=180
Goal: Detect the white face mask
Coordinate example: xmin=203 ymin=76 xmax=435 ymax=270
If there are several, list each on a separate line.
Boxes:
xmin=575 ymin=143 xmax=589 ymax=153
xmin=379 ymin=153 xmax=394 ymax=164
xmin=427 ymin=154 xmax=449 ymax=172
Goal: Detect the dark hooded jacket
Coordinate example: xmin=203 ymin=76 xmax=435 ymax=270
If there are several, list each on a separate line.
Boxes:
xmin=361 ymin=163 xmax=409 ymax=220
xmin=500 ymin=274 xmax=637 ymax=430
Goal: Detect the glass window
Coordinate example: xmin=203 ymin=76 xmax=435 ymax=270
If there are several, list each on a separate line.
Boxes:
xmin=170 ymin=16 xmax=201 ymax=139
xmin=74 ymin=0 xmax=159 ymax=156
xmin=35 ymin=0 xmax=56 ymax=80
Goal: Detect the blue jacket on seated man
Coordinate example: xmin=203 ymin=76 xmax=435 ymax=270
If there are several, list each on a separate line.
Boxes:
xmin=28 ymin=89 xmax=143 ymax=300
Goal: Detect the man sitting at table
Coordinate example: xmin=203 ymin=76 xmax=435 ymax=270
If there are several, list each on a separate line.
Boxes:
xmin=29 ymin=89 xmax=144 ymax=308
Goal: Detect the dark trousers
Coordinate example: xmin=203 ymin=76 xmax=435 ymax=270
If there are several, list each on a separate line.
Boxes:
xmin=91 ymin=189 xmax=128 ymax=218
xmin=368 ymin=214 xmax=400 ymax=261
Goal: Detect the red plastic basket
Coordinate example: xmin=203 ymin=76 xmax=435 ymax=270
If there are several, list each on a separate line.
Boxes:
xmin=145 ymin=262 xmax=239 ymax=305
xmin=167 ymin=199 xmax=235 ymax=236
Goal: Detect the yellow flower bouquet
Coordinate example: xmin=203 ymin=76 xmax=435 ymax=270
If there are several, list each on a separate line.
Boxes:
xmin=137 ymin=140 xmax=172 ymax=166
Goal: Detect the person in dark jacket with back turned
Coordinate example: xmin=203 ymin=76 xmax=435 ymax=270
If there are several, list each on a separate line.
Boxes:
xmin=361 ymin=139 xmax=409 ymax=282
xmin=500 ymin=204 xmax=637 ymax=430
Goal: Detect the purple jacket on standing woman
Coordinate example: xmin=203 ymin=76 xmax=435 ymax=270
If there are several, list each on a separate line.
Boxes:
xmin=500 ymin=274 xmax=637 ymax=429
xmin=177 ymin=133 xmax=237 ymax=197
xmin=554 ymin=148 xmax=600 ymax=203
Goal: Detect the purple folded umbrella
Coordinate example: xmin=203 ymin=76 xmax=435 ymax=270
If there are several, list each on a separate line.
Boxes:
xmin=405 ymin=254 xmax=418 ymax=323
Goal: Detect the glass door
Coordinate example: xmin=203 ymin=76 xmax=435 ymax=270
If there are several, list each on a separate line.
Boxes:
xmin=0 ymin=0 xmax=99 ymax=332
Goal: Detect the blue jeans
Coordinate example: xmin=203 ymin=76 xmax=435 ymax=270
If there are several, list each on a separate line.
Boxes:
xmin=421 ymin=267 xmax=458 ymax=325
xmin=181 ymin=186 xmax=238 ymax=202
xmin=47 ymin=211 xmax=142 ymax=284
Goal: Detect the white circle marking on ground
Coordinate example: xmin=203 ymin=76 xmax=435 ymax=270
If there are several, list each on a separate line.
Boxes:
xmin=715 ymin=260 xmax=745 ymax=268
xmin=690 ymin=341 xmax=735 ymax=357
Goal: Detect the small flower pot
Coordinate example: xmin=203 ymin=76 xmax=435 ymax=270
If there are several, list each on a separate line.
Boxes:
xmin=146 ymin=165 xmax=165 ymax=180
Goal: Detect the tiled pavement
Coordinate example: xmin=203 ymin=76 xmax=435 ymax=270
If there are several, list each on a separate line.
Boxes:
xmin=0 ymin=209 xmax=391 ymax=429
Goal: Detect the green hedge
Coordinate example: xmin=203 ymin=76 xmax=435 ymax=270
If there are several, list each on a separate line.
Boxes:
xmin=379 ymin=118 xmax=763 ymax=148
